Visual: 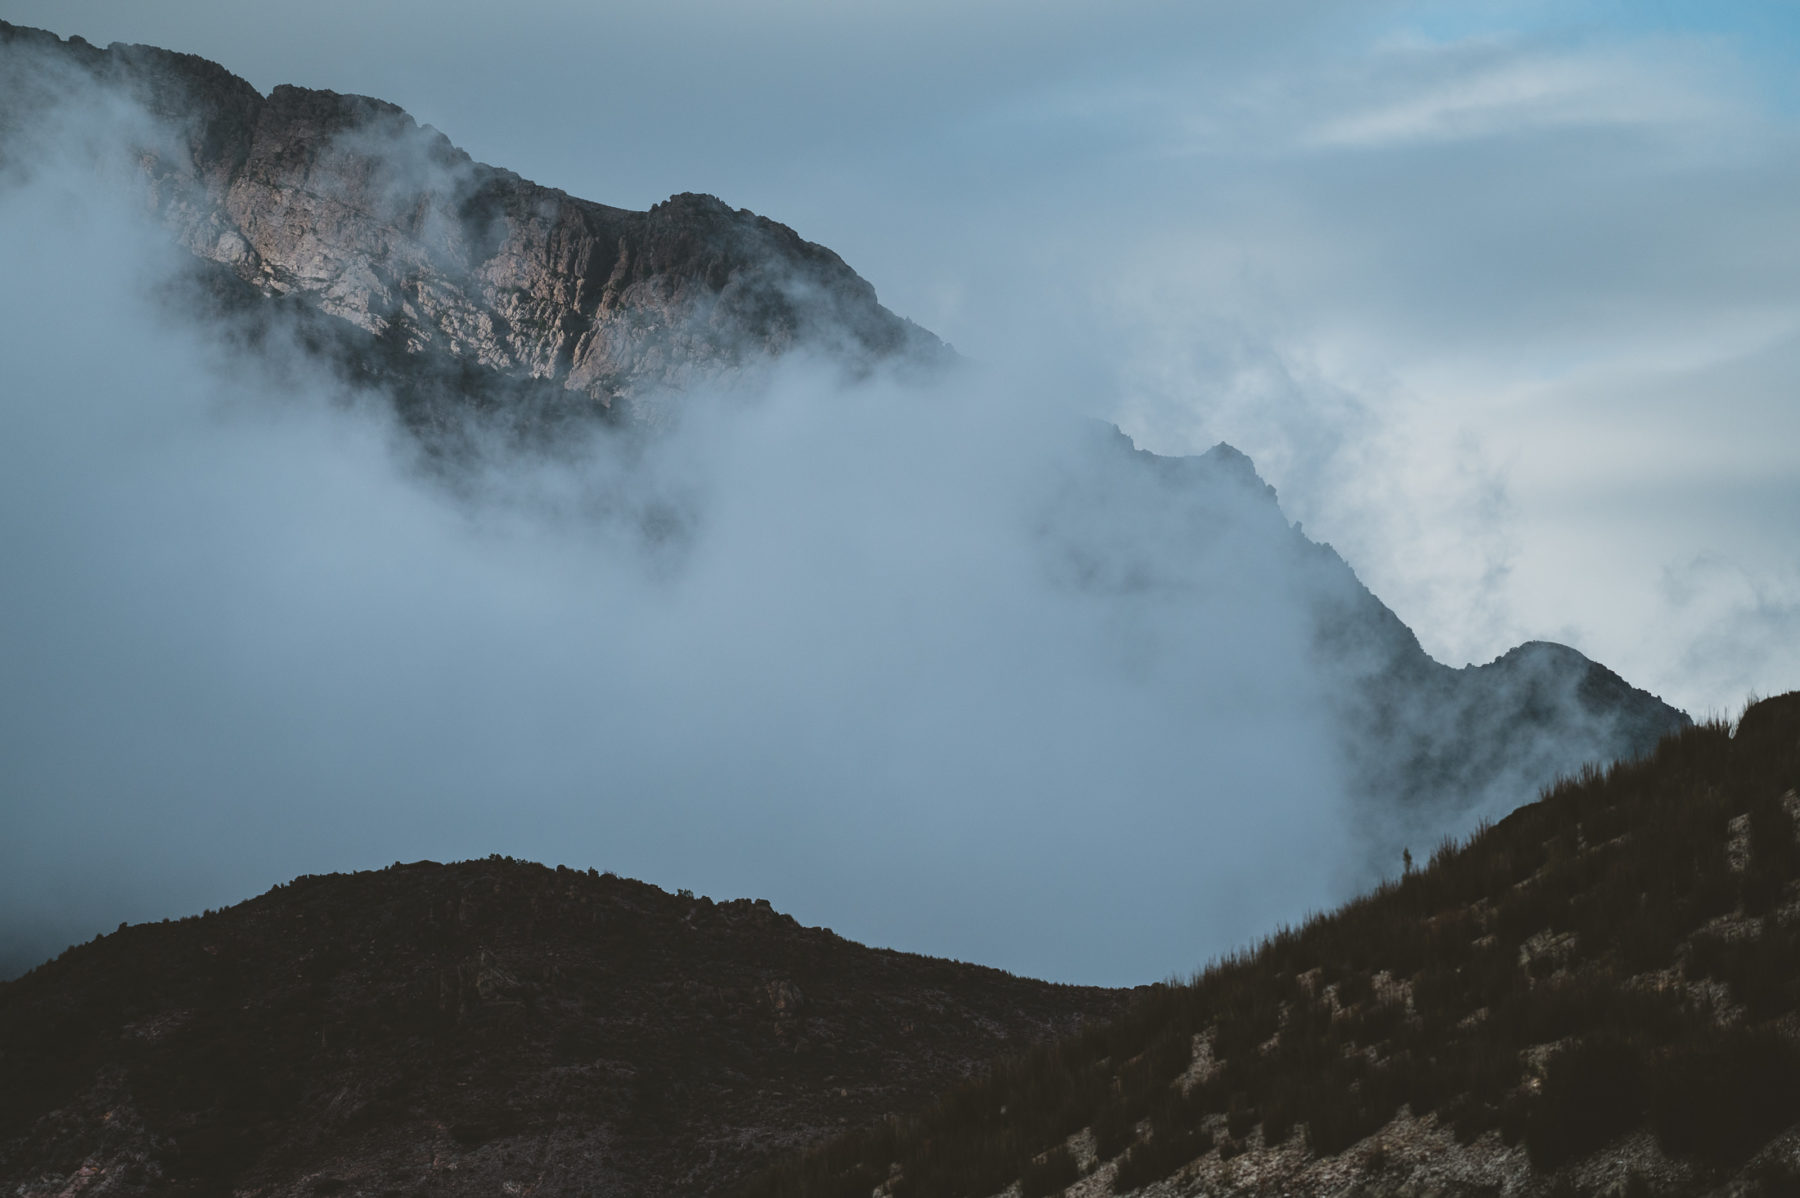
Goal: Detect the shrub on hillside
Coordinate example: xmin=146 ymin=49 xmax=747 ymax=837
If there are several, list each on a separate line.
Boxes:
xmin=1110 ymin=1123 xmax=1210 ymax=1194
xmin=1688 ymin=923 xmax=1800 ymax=1020
xmin=1525 ymin=1034 xmax=1643 ymax=1169
xmin=1020 ymin=1144 xmax=1079 ymax=1198
xmin=1224 ymin=1093 xmax=1255 ymax=1141
xmin=1648 ymin=1028 xmax=1800 ymax=1165
xmin=1092 ymin=1102 xmax=1137 ymax=1163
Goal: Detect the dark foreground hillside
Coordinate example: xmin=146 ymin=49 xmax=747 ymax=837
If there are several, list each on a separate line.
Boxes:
xmin=755 ymin=693 xmax=1800 ymax=1198
xmin=0 ymin=861 xmax=1125 ymax=1198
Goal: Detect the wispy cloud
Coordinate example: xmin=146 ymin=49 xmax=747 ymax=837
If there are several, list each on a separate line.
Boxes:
xmin=1306 ymin=35 xmax=1735 ymax=149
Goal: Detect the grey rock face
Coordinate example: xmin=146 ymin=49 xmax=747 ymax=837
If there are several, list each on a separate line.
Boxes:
xmin=0 ymin=21 xmax=947 ymax=410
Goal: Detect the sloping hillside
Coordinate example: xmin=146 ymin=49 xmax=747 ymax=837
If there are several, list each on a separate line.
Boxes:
xmin=753 ymin=693 xmax=1800 ymax=1198
xmin=0 ymin=861 xmax=1125 ymax=1198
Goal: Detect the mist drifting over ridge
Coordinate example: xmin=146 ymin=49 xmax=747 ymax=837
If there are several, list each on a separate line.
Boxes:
xmin=0 ymin=115 xmax=1346 ymax=985
xmin=0 ymin=26 xmax=1685 ymax=986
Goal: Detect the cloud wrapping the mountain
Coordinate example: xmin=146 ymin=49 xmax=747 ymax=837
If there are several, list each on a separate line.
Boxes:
xmin=8 ymin=1 xmax=1797 ymax=715
xmin=0 ymin=80 xmax=1369 ymax=987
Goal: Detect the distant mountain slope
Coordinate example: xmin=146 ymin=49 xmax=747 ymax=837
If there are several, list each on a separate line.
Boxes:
xmin=0 ymin=22 xmax=948 ymax=411
xmin=754 ymin=693 xmax=1800 ymax=1198
xmin=1076 ymin=429 xmax=1689 ymax=858
xmin=0 ymin=860 xmax=1126 ymax=1198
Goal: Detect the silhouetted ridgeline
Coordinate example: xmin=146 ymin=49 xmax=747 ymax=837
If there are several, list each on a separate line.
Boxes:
xmin=750 ymin=693 xmax=1800 ymax=1198
xmin=0 ymin=861 xmax=1127 ymax=1198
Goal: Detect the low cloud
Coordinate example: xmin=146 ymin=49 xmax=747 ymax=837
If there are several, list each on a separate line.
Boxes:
xmin=6 ymin=6 xmax=1797 ymax=721
xmin=0 ymin=93 xmax=1362 ymax=987
xmin=4 ymin=7 xmax=1785 ymax=989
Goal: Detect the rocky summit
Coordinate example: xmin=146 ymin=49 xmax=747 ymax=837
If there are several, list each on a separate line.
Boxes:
xmin=0 ymin=22 xmax=947 ymax=411
xmin=0 ymin=859 xmax=1127 ymax=1198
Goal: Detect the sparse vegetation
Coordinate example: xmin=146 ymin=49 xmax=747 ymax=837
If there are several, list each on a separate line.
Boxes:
xmin=0 ymin=858 xmax=1122 ymax=1198
xmin=1020 ymin=1144 xmax=1080 ymax=1198
xmin=745 ymin=693 xmax=1800 ymax=1198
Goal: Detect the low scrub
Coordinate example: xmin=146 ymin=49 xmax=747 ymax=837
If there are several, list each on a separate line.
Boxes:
xmin=746 ymin=693 xmax=1800 ymax=1198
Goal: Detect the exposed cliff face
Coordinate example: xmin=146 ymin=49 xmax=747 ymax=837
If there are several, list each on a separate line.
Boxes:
xmin=0 ymin=22 xmax=946 ymax=411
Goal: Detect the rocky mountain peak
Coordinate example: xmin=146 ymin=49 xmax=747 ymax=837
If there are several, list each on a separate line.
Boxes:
xmin=0 ymin=21 xmax=949 ymax=412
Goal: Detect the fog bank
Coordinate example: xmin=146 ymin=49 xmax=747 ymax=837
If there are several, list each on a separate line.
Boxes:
xmin=0 ymin=121 xmax=1358 ymax=986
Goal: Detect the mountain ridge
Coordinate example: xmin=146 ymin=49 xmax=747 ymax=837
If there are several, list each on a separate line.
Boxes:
xmin=0 ymin=858 xmax=1128 ymax=1198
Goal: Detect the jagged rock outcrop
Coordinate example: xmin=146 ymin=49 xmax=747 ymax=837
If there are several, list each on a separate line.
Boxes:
xmin=0 ymin=21 xmax=947 ymax=411
xmin=0 ymin=859 xmax=1127 ymax=1198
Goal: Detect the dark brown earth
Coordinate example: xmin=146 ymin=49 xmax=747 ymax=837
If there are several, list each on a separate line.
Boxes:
xmin=753 ymin=694 xmax=1800 ymax=1198
xmin=0 ymin=859 xmax=1128 ymax=1198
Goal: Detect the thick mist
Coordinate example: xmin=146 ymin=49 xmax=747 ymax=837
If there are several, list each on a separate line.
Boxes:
xmin=8 ymin=2 xmax=1799 ymax=716
xmin=0 ymin=93 xmax=1366 ymax=986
